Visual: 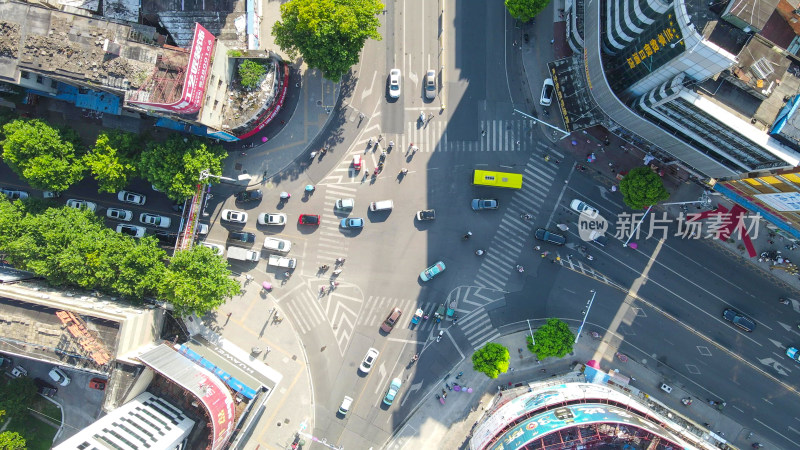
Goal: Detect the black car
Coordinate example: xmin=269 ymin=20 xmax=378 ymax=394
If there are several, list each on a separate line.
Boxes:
xmin=534 ymin=228 xmax=566 ymax=246
xmin=34 ymin=378 xmax=58 ymax=397
xmin=236 ymin=189 xmax=263 ymax=203
xmin=229 ymin=231 xmax=256 ymax=244
xmin=152 ymin=231 xmax=179 ymax=245
xmin=723 ymin=308 xmax=756 ymax=332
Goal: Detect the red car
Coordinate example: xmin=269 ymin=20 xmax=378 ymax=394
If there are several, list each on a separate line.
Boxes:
xmin=89 ymin=378 xmax=106 ymax=390
xmin=353 ymin=155 xmax=362 ymax=171
xmin=298 ymin=214 xmax=320 ymax=225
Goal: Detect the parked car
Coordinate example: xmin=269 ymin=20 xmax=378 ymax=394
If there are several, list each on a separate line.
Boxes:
xmin=338 ymin=396 xmax=353 ymax=416
xmin=152 ymin=231 xmax=178 ymax=245
xmin=298 ymin=214 xmax=320 ymax=226
xmin=229 ymin=231 xmax=256 ymax=244
xmin=420 ymin=261 xmax=446 ymax=281
xmin=359 ymin=348 xmax=380 ymax=373
xmin=139 ymin=213 xmax=171 ymax=228
xmin=221 ymin=209 xmax=248 ymax=223
xmin=66 ymin=199 xmax=97 ymax=212
xmin=9 ymin=365 xmax=27 ymax=378
xmin=236 ymin=189 xmax=263 ymax=203
xmin=43 ymin=191 xmax=60 ymax=199
xmin=540 ymin=78 xmax=554 ymax=106
xmin=263 ymin=237 xmax=292 ymax=253
xmin=48 ymin=367 xmax=71 ymax=386
xmin=200 ymin=242 xmax=225 ymax=256
xmin=196 ymin=223 xmax=209 ymax=235
xmin=722 ymin=308 xmax=756 ymax=332
xmin=88 ymin=378 xmax=106 ymax=390
xmin=116 ymin=224 xmax=146 ymax=238
xmin=534 ymin=228 xmax=566 ymax=246
xmin=570 ymin=199 xmax=599 ymax=219
xmin=34 ymin=378 xmax=57 ymax=397
xmin=352 ymin=155 xmax=362 ymax=172
xmin=416 ymin=209 xmax=436 ymax=221
xmin=340 ymin=218 xmax=364 ymax=229
xmin=380 ymin=307 xmax=403 ymax=333
xmin=425 ymin=69 xmax=437 ymax=99
xmin=107 ymin=208 xmax=133 ymax=221
xmin=383 ymin=377 xmax=402 ymax=405
xmin=389 ymin=69 xmax=402 ymax=98
xmin=0 ymin=187 xmax=29 ymax=200
xmin=117 ymin=190 xmax=146 ymax=205
xmin=471 ymin=199 xmax=498 ymax=211
xmin=336 ymin=198 xmax=355 ymax=211
xmin=258 ymin=212 xmax=287 ymax=226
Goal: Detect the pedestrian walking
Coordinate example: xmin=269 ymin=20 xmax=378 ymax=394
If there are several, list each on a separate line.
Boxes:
xmin=550 ymin=39 xmax=554 ymax=44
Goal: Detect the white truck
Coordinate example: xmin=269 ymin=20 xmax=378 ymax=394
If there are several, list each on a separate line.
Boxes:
xmin=268 ymin=255 xmax=297 ymax=268
xmin=227 ymin=246 xmax=260 ymax=262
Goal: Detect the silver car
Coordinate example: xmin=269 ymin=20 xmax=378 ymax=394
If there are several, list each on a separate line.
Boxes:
xmin=117 ymin=190 xmax=146 ymax=205
xmin=107 ymin=208 xmax=133 ymax=221
xmin=139 ymin=213 xmax=171 ymax=228
xmin=425 ymin=70 xmax=437 ymax=99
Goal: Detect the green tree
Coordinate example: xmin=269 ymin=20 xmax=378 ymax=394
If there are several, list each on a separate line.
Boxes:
xmin=505 ymin=0 xmax=550 ymax=22
xmin=471 ymin=342 xmax=510 ymax=379
xmin=84 ymin=131 xmax=140 ymax=193
xmin=0 ymin=431 xmax=26 ymax=450
xmin=272 ymin=0 xmax=384 ymax=80
xmin=527 ymin=318 xmax=575 ymax=359
xmin=1 ymin=119 xmax=84 ymax=191
xmin=619 ymin=166 xmax=670 ymax=210
xmin=159 ymin=246 xmax=240 ymax=317
xmin=0 ymin=377 xmax=36 ymax=419
xmin=138 ymin=136 xmax=227 ymax=201
xmin=238 ymin=60 xmax=267 ymax=88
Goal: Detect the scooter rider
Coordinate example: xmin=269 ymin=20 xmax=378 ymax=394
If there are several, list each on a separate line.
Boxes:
xmin=463 ymin=231 xmax=473 ymax=240
xmin=516 ymin=264 xmax=524 ymax=273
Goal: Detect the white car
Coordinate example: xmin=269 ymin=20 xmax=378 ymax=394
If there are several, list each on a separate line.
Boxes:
xmin=359 ymin=348 xmax=380 ymax=373
xmin=570 ymin=199 xmax=599 ymax=219
xmin=66 ymin=199 xmax=97 ymax=212
xmin=116 ymin=224 xmax=146 ymax=238
xmin=196 ymin=223 xmax=209 ymax=235
xmin=221 ymin=209 xmax=248 ymax=223
xmin=48 ymin=367 xmax=71 ymax=386
xmin=106 ymin=208 xmax=132 ymax=221
xmin=0 ymin=188 xmax=29 ymax=200
xmin=258 ymin=212 xmax=287 ymax=226
xmin=263 ymin=237 xmax=292 ymax=253
xmin=389 ymin=69 xmax=401 ymax=98
xmin=139 ymin=213 xmax=171 ymax=228
xmin=540 ymin=78 xmax=554 ymax=106
xmin=425 ymin=69 xmax=437 ymax=99
xmin=336 ymin=198 xmax=355 ymax=211
xmin=117 ymin=190 xmax=146 ymax=205
xmin=200 ymin=242 xmax=225 ymax=256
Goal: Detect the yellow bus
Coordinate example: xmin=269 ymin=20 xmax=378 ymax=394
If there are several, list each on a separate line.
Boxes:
xmin=472 ymin=170 xmax=523 ymax=189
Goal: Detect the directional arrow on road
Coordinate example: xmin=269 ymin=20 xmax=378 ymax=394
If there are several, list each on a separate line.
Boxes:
xmin=768 ymin=337 xmax=786 ymax=349
xmin=777 ymin=321 xmax=800 ymax=335
xmin=400 ymin=380 xmax=424 ymax=407
xmin=758 ymin=357 xmax=791 ymax=376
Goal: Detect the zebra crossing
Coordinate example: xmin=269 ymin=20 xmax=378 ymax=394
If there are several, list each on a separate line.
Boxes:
xmin=442 ymin=286 xmax=507 ymax=349
xmin=311 ymin=183 xmax=360 ymax=268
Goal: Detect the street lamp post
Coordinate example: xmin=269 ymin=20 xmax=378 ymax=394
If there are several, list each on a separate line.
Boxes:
xmin=527 ymin=319 xmax=535 ymax=346
xmin=513 ymin=108 xmax=571 ymax=140
xmin=623 ymin=205 xmax=653 ymax=247
xmin=575 ymin=289 xmax=597 ymax=344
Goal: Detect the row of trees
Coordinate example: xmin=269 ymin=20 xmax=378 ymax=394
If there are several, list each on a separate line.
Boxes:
xmin=0 ymin=378 xmax=35 ymax=450
xmin=0 ymin=199 xmax=239 ymax=316
xmin=1 ymin=118 xmax=228 ymax=202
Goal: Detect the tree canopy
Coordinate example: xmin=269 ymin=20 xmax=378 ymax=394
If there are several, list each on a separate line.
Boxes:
xmin=238 ymin=60 xmax=267 ymax=88
xmin=0 ymin=430 xmax=26 ymax=450
xmin=138 ymin=136 xmax=227 ymax=201
xmin=160 ymin=246 xmax=240 ymax=317
xmin=505 ymin=0 xmax=550 ymax=22
xmin=272 ymin=0 xmax=384 ymax=80
xmin=0 ymin=378 xmax=36 ymax=420
xmin=1 ymin=119 xmax=85 ymax=191
xmin=619 ymin=166 xmax=670 ymax=210
xmin=527 ymin=318 xmax=575 ymax=359
xmin=84 ymin=130 xmax=140 ymax=194
xmin=472 ymin=342 xmax=510 ymax=379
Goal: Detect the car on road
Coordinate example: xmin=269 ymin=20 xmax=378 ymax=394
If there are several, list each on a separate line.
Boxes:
xmin=340 ymin=218 xmax=364 ymax=229
xmin=139 ymin=213 xmax=171 ymax=228
xmin=570 ymin=199 xmax=600 ymax=219
xmin=352 ymin=155 xmax=362 ymax=172
xmin=236 ymin=189 xmax=263 ymax=203
xmin=89 ymin=378 xmax=106 ymax=390
xmin=722 ymin=308 xmax=756 ymax=332
xmin=117 ymin=190 xmax=146 ymax=205
xmin=416 ymin=209 xmax=436 ymax=221
xmin=788 ymin=346 xmax=800 ymax=363
xmin=0 ymin=187 xmax=29 ymax=200
xmin=116 ymin=224 xmax=146 ymax=238
xmin=336 ymin=198 xmax=355 ymax=211
xmin=380 ymin=308 xmax=403 ymax=333
xmin=359 ymin=348 xmax=380 ymax=373
xmin=540 ymin=78 xmax=554 ymax=106
xmin=229 ymin=231 xmax=256 ymax=244
xmin=200 ymin=242 xmax=225 ymax=256
xmin=152 ymin=231 xmax=178 ymax=245
xmin=258 ymin=212 xmax=287 ymax=226
xmin=196 ymin=223 xmax=209 ymax=235
xmin=221 ymin=209 xmax=248 ymax=223
xmin=590 ymin=230 xmax=608 ymax=246
xmin=106 ymin=208 xmax=133 ymax=221
xmin=425 ymin=69 xmax=437 ymax=99
xmin=43 ymin=191 xmax=60 ymax=199
xmin=298 ymin=214 xmax=320 ymax=226
xmin=383 ymin=377 xmax=402 ymax=406
xmin=66 ymin=199 xmax=97 ymax=212
xmin=389 ymin=69 xmax=402 ymax=98
xmin=34 ymin=378 xmax=57 ymax=397
xmin=420 ymin=261 xmax=446 ymax=282
xmin=48 ymin=367 xmax=71 ymax=386
xmin=471 ymin=198 xmax=498 ymax=211
xmin=338 ymin=396 xmax=353 ymax=416
xmin=10 ymin=365 xmax=27 ymax=378
xmin=534 ymin=228 xmax=566 ymax=246
xmin=263 ymin=237 xmax=292 ymax=253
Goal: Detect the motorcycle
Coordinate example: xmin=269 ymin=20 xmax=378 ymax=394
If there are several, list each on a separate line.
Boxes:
xmin=319 ymin=265 xmax=329 ymax=271
xmin=463 ymin=232 xmax=472 ymax=241
xmin=436 ymin=330 xmax=443 ymax=342
xmin=516 ymin=265 xmax=524 ymax=273
xmin=520 ymin=213 xmax=532 ymax=220
xmin=780 ymin=298 xmax=790 ymax=305
xmin=419 ymin=112 xmax=425 ymax=122
xmin=336 ymin=258 xmax=346 ymax=265
xmin=475 ymin=249 xmax=485 ymax=256
xmin=681 ymin=397 xmax=692 ymax=406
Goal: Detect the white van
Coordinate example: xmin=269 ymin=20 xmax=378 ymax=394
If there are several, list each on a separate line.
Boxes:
xmin=369 ymin=200 xmax=393 ymax=211
xmin=338 ymin=396 xmax=353 ymax=415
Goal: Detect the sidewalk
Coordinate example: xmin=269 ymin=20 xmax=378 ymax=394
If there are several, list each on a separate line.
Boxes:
xmin=386 ymin=328 xmax=772 ymax=449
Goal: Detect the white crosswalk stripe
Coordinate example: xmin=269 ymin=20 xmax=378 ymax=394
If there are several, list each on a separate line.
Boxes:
xmin=458 ymin=309 xmax=501 ymax=349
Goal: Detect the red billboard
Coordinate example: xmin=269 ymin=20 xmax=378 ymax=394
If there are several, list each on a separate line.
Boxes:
xmin=130 ymin=23 xmax=215 ymax=114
